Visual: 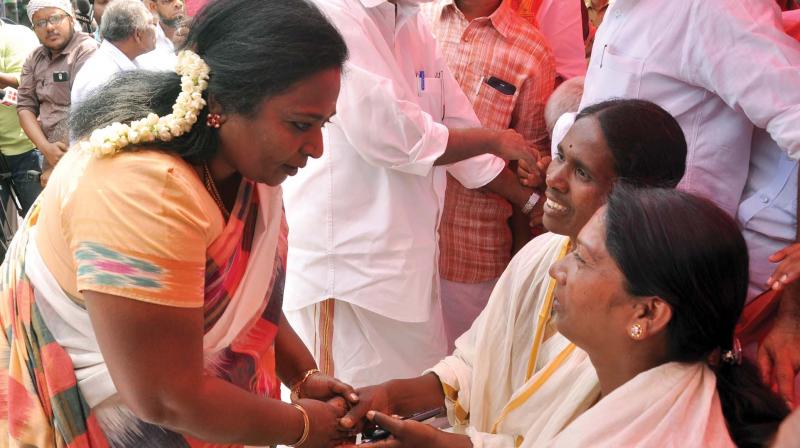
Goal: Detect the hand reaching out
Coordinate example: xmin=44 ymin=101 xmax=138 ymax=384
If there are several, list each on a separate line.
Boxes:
xmin=768 ymin=243 xmax=800 ymax=291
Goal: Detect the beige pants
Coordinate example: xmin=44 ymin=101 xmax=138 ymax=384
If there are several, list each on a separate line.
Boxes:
xmin=285 ymin=299 xmax=447 ymax=388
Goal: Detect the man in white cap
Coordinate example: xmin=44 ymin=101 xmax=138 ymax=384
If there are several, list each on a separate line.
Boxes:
xmin=17 ymin=0 xmax=96 ymax=183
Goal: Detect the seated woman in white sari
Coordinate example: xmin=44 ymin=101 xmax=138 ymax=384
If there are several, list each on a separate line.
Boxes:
xmin=340 ymin=99 xmax=687 ymax=444
xmin=352 ymin=186 xmax=789 ymax=447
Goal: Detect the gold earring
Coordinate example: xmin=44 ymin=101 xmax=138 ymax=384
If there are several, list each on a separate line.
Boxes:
xmin=629 ymin=323 xmax=644 ymax=340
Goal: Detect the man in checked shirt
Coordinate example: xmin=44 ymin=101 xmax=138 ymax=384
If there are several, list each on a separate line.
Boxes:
xmin=421 ymin=0 xmax=555 ymax=350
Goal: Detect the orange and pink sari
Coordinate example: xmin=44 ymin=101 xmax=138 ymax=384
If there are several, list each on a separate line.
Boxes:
xmin=0 ymin=154 xmax=287 ymax=447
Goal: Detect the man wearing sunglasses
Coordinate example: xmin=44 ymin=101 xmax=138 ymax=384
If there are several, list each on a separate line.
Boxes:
xmin=17 ymin=0 xmax=96 ymax=185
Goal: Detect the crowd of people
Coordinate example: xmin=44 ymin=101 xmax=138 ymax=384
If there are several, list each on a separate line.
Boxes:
xmin=0 ymin=0 xmax=799 ymax=446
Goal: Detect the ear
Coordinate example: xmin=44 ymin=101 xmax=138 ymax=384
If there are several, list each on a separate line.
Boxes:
xmin=629 ymin=297 xmax=672 ymax=340
xmin=145 ymin=0 xmax=157 ymax=13
xmin=206 ymin=96 xmax=229 ymax=125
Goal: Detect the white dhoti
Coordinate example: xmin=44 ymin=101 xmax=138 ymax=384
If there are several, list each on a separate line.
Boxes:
xmin=285 ymin=299 xmax=447 ymax=387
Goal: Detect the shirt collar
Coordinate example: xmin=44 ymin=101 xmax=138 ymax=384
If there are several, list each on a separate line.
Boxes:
xmin=443 ymin=0 xmax=515 ymax=40
xmin=99 ymin=39 xmax=138 ymax=71
xmin=156 ymin=22 xmax=174 ymax=51
xmin=489 ymin=0 xmax=515 ymax=39
xmin=360 ymin=0 xmax=429 ymax=31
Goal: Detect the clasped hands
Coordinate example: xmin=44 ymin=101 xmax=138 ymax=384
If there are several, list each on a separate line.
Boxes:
xmin=313 ymin=385 xmax=460 ymax=448
xmin=295 ymin=380 xmax=451 ymax=447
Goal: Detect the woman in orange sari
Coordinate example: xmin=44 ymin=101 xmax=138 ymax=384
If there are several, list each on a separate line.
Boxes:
xmin=0 ymin=0 xmax=356 ymax=446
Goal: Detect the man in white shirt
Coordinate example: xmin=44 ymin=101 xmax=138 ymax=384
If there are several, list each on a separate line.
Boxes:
xmin=578 ymin=0 xmax=800 ymax=404
xmin=282 ymin=0 xmax=540 ymax=387
xmin=737 ymin=10 xmax=800 ymax=407
xmin=135 ymin=0 xmax=184 ymax=71
xmin=71 ymin=0 xmax=155 ymax=107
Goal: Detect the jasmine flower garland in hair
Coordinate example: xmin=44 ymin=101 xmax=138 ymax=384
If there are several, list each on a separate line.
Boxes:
xmin=79 ymin=50 xmax=210 ymax=157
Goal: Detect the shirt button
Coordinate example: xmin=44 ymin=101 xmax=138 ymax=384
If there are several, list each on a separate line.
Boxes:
xmin=760 ymin=194 xmax=770 ymax=204
xmin=615 ymin=10 xmax=622 ymax=18
xmin=463 ymin=36 xmax=470 ymax=42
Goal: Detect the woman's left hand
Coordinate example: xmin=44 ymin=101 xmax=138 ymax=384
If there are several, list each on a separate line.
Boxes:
xmin=298 ymin=372 xmax=360 ymax=406
xmin=354 ymin=411 xmax=471 ymax=448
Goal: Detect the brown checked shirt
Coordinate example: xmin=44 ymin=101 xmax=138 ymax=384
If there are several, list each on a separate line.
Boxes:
xmin=422 ymin=0 xmax=555 ymax=282
xmin=17 ymin=31 xmax=96 ymax=144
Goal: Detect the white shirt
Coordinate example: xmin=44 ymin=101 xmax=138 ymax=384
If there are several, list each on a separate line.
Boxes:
xmin=282 ymin=0 xmax=504 ymax=322
xmin=71 ymin=39 xmax=137 ymax=108
xmin=580 ymin=0 xmax=800 ymax=217
xmin=739 ymin=129 xmax=797 ymax=301
xmin=738 ymin=11 xmax=800 ymax=302
xmin=134 ymin=22 xmax=176 ymax=71
xmin=536 ymin=0 xmax=587 ymax=79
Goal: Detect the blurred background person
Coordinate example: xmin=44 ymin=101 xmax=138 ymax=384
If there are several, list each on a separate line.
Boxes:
xmin=16 ymin=0 xmax=96 ymax=185
xmin=136 ymin=0 xmax=184 ymax=70
xmin=71 ymin=0 xmax=155 ymax=107
xmin=0 ymin=15 xmax=40 ymax=260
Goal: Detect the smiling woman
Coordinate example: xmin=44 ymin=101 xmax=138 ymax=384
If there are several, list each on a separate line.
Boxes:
xmin=334 ymin=99 xmax=693 ymax=448
xmin=543 ymin=99 xmax=687 ymax=241
xmin=0 ymin=0 xmax=355 ymax=447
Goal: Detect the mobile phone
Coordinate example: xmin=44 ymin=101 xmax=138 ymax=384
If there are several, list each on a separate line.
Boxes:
xmin=361 ymin=407 xmax=445 ymax=442
xmin=485 ymin=76 xmax=516 ymax=96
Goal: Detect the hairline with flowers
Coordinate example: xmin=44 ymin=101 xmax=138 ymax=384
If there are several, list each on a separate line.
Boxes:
xmin=78 ymin=50 xmax=210 ymax=157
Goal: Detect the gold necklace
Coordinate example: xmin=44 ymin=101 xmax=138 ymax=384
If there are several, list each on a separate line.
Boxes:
xmin=203 ymin=163 xmax=230 ymax=219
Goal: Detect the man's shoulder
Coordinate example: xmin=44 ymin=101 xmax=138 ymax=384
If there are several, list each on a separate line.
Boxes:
xmin=74 ymin=32 xmax=99 ymax=52
xmin=502 ymin=11 xmax=550 ymax=52
xmin=311 ymin=0 xmax=358 ymax=15
xmin=22 ymin=44 xmax=49 ymax=69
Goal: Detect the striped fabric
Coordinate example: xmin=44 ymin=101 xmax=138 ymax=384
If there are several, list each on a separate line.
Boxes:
xmin=423 ymin=0 xmax=555 ymax=282
xmin=0 ymin=180 xmax=286 ymax=447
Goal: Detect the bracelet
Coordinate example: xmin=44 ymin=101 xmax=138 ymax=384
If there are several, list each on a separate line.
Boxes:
xmin=288 ymin=403 xmax=310 ymax=447
xmin=290 ymin=368 xmax=320 ymax=400
xmin=521 ymin=191 xmax=540 ymax=214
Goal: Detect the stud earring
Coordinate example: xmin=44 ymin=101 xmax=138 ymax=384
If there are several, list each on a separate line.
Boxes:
xmin=206 ymin=113 xmax=221 ymax=128
xmin=629 ymin=323 xmax=644 ymax=340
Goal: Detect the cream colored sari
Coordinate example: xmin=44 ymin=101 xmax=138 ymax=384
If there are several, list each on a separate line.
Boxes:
xmin=429 ymin=232 xmax=734 ymax=447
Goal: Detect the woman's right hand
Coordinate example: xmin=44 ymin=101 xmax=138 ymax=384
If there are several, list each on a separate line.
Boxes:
xmin=294 ymin=398 xmax=351 ymax=447
xmin=338 ymin=384 xmax=392 ymax=433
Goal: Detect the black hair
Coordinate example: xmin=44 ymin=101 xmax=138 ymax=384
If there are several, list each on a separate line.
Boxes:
xmin=70 ymin=0 xmax=348 ymax=164
xmin=605 ymin=186 xmax=789 ymax=447
xmin=576 ymin=99 xmax=687 ymax=188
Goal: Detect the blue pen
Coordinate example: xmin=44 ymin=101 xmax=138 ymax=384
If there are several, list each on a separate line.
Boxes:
xmin=420 ymin=70 xmax=425 ymax=92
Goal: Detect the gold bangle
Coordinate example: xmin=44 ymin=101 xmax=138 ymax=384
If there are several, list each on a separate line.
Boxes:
xmin=290 ymin=368 xmax=320 ymax=399
xmin=288 ymin=403 xmax=310 ymax=447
